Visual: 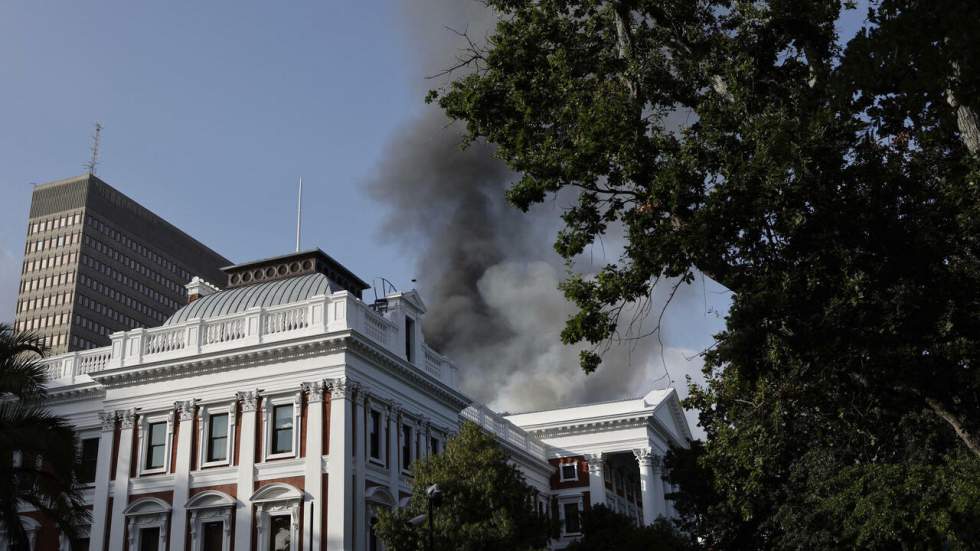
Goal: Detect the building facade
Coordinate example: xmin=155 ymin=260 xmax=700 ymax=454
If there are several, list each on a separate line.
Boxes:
xmin=11 ymin=250 xmax=690 ymax=551
xmin=13 ymin=174 xmax=230 ymax=354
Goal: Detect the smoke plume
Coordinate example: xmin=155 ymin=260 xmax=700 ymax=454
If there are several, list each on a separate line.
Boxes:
xmin=368 ymin=1 xmax=711 ymax=415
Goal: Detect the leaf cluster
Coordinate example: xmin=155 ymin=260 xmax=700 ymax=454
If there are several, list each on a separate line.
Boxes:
xmin=374 ymin=421 xmax=550 ymax=551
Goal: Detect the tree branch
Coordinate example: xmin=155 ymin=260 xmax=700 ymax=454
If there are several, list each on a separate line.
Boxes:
xmin=925 ymin=397 xmax=980 ymax=459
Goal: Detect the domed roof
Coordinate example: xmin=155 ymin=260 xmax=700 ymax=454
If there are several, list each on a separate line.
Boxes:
xmin=164 ymin=272 xmax=331 ymax=326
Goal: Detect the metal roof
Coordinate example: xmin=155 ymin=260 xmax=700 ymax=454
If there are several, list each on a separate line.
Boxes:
xmin=164 ymin=272 xmax=331 ymax=325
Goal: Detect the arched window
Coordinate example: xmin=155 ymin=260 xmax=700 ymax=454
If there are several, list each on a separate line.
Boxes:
xmin=365 ymin=486 xmax=395 ymax=551
xmin=186 ymin=490 xmax=236 ymax=551
xmin=122 ymin=498 xmax=171 ymax=551
xmin=250 ymin=483 xmax=303 ymax=551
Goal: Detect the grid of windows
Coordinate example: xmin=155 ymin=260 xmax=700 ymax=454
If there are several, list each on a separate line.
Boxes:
xmin=83 ymin=234 xmax=185 ymax=296
xmin=18 ymin=270 xmax=75 ymax=293
xmin=27 ymin=212 xmax=83 ymax=235
xmin=85 ymin=215 xmax=192 ymax=288
xmin=21 ymin=251 xmax=78 ymax=273
xmin=80 ymin=254 xmax=181 ymax=310
xmin=23 ymin=231 xmax=81 ymax=254
xmin=78 ymin=274 xmax=168 ymax=321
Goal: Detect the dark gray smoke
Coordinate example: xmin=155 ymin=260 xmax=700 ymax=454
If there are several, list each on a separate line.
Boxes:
xmin=368 ymin=1 xmax=713 ymax=416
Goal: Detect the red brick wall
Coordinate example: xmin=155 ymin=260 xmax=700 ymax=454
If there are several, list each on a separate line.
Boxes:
xmin=550 ymin=456 xmax=589 ymax=490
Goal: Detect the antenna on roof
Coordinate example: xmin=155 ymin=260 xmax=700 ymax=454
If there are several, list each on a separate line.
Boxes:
xmin=85 ymin=122 xmax=103 ymax=175
xmin=295 ymin=177 xmax=303 ymax=252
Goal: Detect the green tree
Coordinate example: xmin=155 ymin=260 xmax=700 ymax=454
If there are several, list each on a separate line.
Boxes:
xmin=431 ymin=0 xmax=980 ymax=547
xmin=0 ymin=324 xmax=88 ymax=547
xmin=374 ymin=420 xmax=550 ymax=551
xmin=564 ymin=504 xmax=694 ymax=551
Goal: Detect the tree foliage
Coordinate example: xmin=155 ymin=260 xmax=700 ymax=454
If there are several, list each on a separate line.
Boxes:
xmin=374 ymin=420 xmax=550 ymax=551
xmin=0 ymin=323 xmax=88 ymax=547
xmin=564 ymin=504 xmax=694 ymax=551
xmin=432 ymin=0 xmax=980 ymax=547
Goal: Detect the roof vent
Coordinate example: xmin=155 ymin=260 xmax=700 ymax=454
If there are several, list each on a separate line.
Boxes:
xmin=220 ymin=249 xmax=369 ymax=299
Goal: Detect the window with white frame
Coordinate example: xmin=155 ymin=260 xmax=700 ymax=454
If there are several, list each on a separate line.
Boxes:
xmin=77 ymin=434 xmax=100 ymax=484
xmin=199 ymin=405 xmax=234 ymax=468
xmin=251 ymin=483 xmax=302 ymax=551
xmin=264 ymin=394 xmax=300 ymax=460
xmin=123 ymin=498 xmax=170 ymax=551
xmin=401 ymin=424 xmax=414 ymax=472
xmin=187 ymin=490 xmax=235 ymax=551
xmin=138 ymin=414 xmax=173 ymax=476
xmin=559 ymin=498 xmax=583 ymax=535
xmin=559 ymin=461 xmax=579 ymax=482
xmin=429 ymin=434 xmax=442 ymax=455
xmin=368 ymin=408 xmax=383 ymax=462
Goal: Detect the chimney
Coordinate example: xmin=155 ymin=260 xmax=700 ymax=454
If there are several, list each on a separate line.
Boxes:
xmin=185 ymin=276 xmax=219 ymax=304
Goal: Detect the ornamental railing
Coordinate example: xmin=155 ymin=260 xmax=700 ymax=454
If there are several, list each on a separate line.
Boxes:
xmin=40 ymin=290 xmax=457 ymax=389
xmin=461 ymin=402 xmax=549 ymax=459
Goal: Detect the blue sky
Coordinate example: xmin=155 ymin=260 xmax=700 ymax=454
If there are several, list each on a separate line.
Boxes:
xmin=0 ymin=2 xmax=870 ymax=424
xmin=0 ymin=1 xmax=426 ymax=317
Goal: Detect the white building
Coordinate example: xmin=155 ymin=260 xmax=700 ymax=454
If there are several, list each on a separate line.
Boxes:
xmin=10 ymin=250 xmax=691 ymax=551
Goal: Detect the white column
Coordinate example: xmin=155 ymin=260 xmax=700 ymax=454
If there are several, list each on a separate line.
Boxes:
xmin=170 ymin=400 xmax=196 ymax=550
xmin=108 ymin=409 xmax=137 ymax=551
xmin=303 ymin=382 xmax=325 ymax=551
xmin=633 ymin=448 xmax=665 ymax=525
xmin=420 ymin=417 xmax=431 ymax=459
xmin=88 ymin=412 xmax=117 ymax=551
xmin=353 ymin=387 xmax=368 ymax=551
xmin=586 ymin=453 xmax=606 ymax=506
xmin=387 ymin=403 xmax=401 ymax=507
xmin=234 ymin=391 xmax=259 ymax=551
xmin=326 ymin=378 xmax=353 ymax=550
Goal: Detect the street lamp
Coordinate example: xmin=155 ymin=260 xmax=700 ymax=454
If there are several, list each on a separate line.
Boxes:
xmin=425 ymin=484 xmax=442 ymax=551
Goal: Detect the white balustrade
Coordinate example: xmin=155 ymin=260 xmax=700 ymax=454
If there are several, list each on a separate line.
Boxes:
xmin=461 ymin=403 xmax=549 ymax=459
xmin=143 ymin=326 xmax=187 ymax=356
xmin=36 ymin=292 xmax=447 ymax=387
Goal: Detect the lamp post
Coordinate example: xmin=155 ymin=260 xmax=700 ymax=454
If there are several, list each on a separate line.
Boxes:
xmin=426 ymin=484 xmax=442 ymax=551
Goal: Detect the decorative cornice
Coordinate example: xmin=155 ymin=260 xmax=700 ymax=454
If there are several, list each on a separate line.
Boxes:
xmin=586 ymin=452 xmax=606 ymax=473
xmin=119 ymin=408 xmax=137 ymax=429
xmin=99 ymin=411 xmax=117 ymax=432
xmin=327 ymin=378 xmax=349 ymax=399
xmin=237 ymin=391 xmax=258 ymax=412
xmin=89 ymin=335 xmax=350 ymax=389
xmin=302 ymin=381 xmax=325 ymax=403
xmin=176 ymin=400 xmax=197 ymax=421
xmin=632 ymin=447 xmax=661 ymax=470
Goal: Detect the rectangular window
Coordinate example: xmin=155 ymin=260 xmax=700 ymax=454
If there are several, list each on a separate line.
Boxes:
xmin=405 ymin=316 xmax=415 ymax=361
xmin=563 ymin=503 xmax=581 ymax=534
xmin=430 ymin=436 xmax=440 ymax=455
xmin=203 ymin=521 xmax=223 ymax=551
xmin=78 ymin=438 xmax=99 ymax=483
xmin=272 ymin=404 xmax=293 ymax=454
xmin=402 ymin=425 xmax=413 ymax=469
xmin=369 ymin=410 xmax=381 ymax=460
xmin=145 ymin=422 xmax=167 ymax=470
xmin=140 ymin=527 xmax=160 ymax=551
xmin=560 ymin=462 xmax=578 ymax=482
xmin=207 ymin=413 xmax=229 ymax=462
xmin=268 ymin=514 xmax=291 ymax=551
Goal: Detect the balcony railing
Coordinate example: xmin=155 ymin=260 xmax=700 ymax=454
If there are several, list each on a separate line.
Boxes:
xmin=40 ymin=290 xmax=458 ymax=389
xmin=461 ymin=402 xmax=549 ymax=459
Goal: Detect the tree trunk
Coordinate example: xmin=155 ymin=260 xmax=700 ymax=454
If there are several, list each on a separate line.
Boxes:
xmin=925 ymin=397 xmax=980 ymax=459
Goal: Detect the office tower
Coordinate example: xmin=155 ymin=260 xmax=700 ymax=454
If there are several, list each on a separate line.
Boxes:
xmin=13 ymin=174 xmax=230 ymax=354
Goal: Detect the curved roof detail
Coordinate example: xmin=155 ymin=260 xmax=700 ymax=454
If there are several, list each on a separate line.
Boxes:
xmin=164 ymin=273 xmax=332 ymax=326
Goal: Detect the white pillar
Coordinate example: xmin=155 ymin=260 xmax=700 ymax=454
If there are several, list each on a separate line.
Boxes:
xmin=303 ymin=382 xmax=325 ymax=551
xmin=234 ymin=391 xmax=259 ymax=551
xmin=353 ymin=387 xmax=368 ymax=551
xmin=88 ymin=412 xmax=117 ymax=551
xmin=326 ymin=378 xmax=354 ymax=550
xmin=170 ymin=400 xmax=196 ymax=550
xmin=420 ymin=417 xmax=431 ymax=459
xmin=586 ymin=453 xmax=606 ymax=507
xmin=387 ymin=403 xmax=401 ymax=506
xmin=633 ymin=448 xmax=665 ymax=525
xmin=108 ymin=409 xmax=136 ymax=551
